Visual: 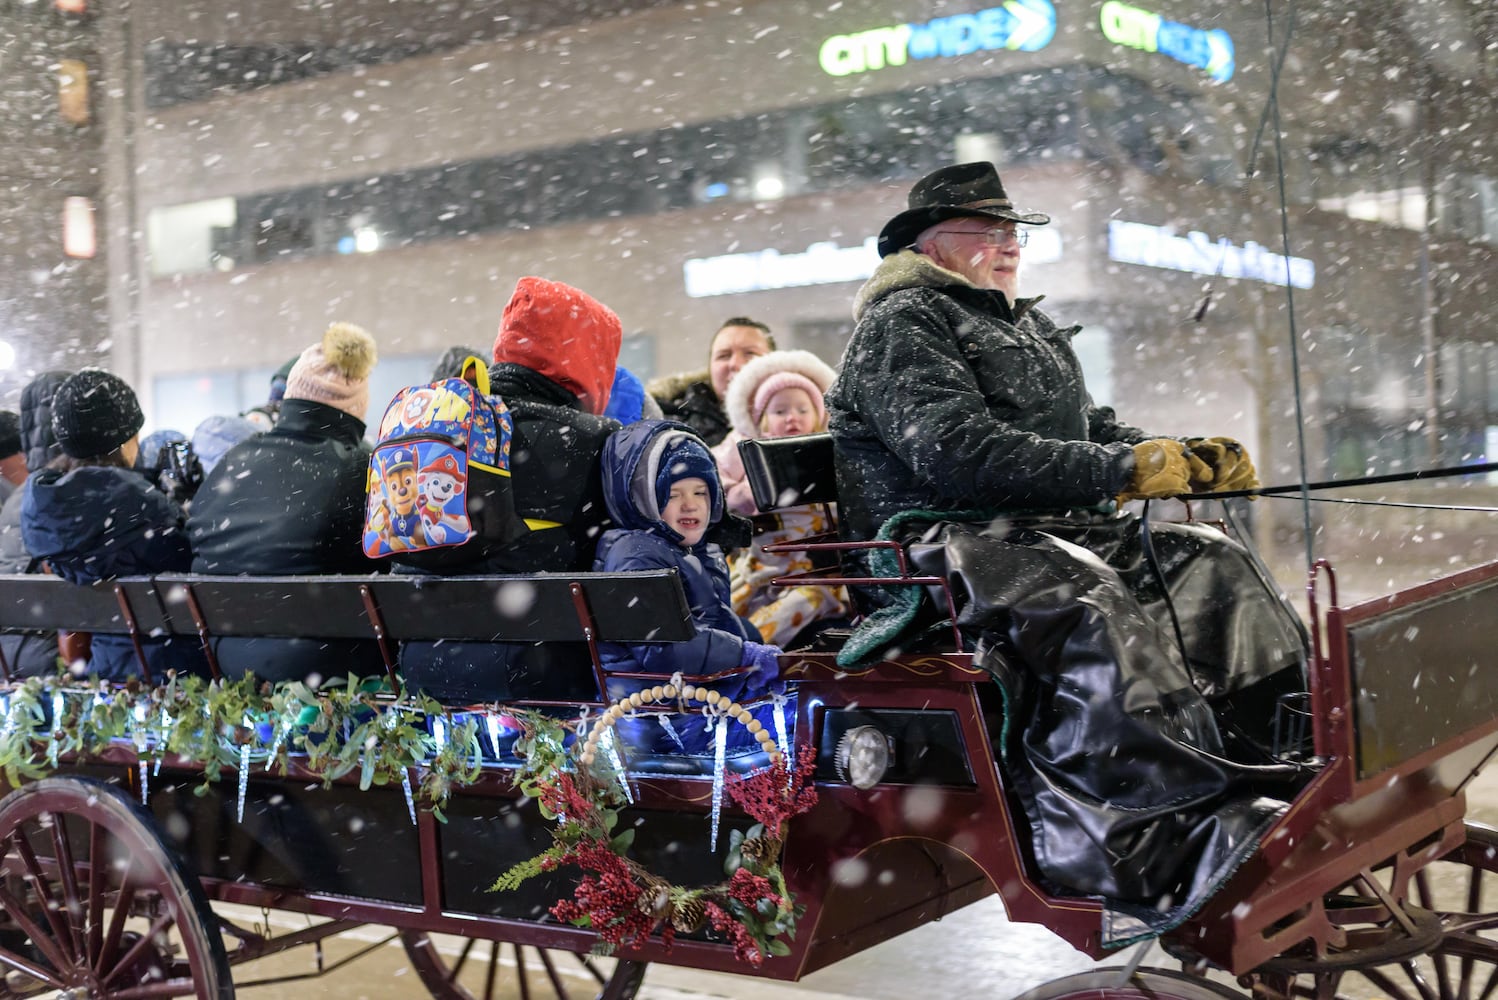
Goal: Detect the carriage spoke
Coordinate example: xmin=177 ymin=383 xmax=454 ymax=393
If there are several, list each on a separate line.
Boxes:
xmin=50 ymin=810 xmax=87 ymax=962
xmin=0 ymin=861 xmax=74 ymax=973
xmin=95 ymin=871 xmax=137 ymax=977
xmin=87 ymin=817 xmax=106 ymax=968
xmin=14 ymin=821 xmax=76 ymax=959
xmin=536 ymin=944 xmax=570 ymax=998
xmin=1475 ymin=962 xmax=1498 ymax=1000
xmin=0 ymin=938 xmax=65 ymax=988
xmin=1358 ymin=962 xmax=1426 ymax=1000
xmin=447 ymin=937 xmax=476 ymax=982
xmin=480 ymin=939 xmax=499 ymax=1000
xmin=101 ymin=909 xmax=176 ymax=988
xmin=516 ymin=942 xmax=533 ymax=1000
xmin=577 ymin=951 xmax=607 ymax=987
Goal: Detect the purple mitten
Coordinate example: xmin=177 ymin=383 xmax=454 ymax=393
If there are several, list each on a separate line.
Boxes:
xmin=740 ymin=640 xmax=784 ymax=687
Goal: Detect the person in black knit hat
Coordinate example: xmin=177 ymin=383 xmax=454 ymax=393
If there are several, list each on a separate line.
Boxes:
xmin=21 ymin=369 xmax=207 ymax=680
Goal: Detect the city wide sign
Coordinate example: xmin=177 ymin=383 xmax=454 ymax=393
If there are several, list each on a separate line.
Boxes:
xmin=1099 ymin=1 xmax=1234 ymax=82
xmin=818 ymin=0 xmax=1056 ymax=78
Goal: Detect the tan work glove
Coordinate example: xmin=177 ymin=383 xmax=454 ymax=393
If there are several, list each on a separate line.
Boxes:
xmin=1184 ymin=436 xmax=1260 ymax=493
xmin=1118 ymin=439 xmax=1192 ymax=502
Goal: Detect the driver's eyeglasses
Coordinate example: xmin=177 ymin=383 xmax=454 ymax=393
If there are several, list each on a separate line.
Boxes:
xmin=932 ymin=227 xmax=1029 ymax=248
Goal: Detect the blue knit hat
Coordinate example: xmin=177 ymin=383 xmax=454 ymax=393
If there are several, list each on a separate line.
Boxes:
xmin=653 ymin=432 xmax=721 ymax=523
xmin=603 ymin=367 xmax=648 ymax=424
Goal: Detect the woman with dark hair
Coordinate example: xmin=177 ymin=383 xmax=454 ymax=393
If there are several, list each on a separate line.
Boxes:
xmin=21 ymin=369 xmax=206 ymax=680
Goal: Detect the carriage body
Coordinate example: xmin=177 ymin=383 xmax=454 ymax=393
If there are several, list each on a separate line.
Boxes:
xmin=0 ymin=435 xmax=1495 ymax=998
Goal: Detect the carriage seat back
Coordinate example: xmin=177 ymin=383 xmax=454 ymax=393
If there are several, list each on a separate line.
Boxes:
xmin=0 ymin=571 xmax=695 ymax=705
xmin=738 ymin=433 xmax=838 ymax=512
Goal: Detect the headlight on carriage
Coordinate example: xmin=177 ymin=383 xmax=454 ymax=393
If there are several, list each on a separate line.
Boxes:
xmin=834 ymin=725 xmax=895 ymax=789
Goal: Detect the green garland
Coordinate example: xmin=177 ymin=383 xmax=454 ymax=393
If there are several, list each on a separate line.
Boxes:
xmin=0 ymin=671 xmax=483 ymax=819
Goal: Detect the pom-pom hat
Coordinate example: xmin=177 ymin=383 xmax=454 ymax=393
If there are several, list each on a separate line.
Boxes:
xmin=51 ymin=369 xmax=145 ymax=459
xmin=285 ymin=322 xmax=379 ymax=420
xmin=724 ymin=350 xmax=838 ymax=440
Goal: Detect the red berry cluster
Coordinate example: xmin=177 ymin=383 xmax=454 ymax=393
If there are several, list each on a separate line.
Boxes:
xmin=540 ymin=771 xmax=603 ymax=824
xmin=704 ymin=901 xmax=764 ymax=966
xmin=726 ymin=867 xmax=782 ymax=909
xmin=727 ymin=744 xmax=819 ymax=831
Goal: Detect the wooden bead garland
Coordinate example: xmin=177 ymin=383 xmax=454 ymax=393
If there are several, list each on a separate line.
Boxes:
xmin=580 ymin=683 xmax=782 ymax=769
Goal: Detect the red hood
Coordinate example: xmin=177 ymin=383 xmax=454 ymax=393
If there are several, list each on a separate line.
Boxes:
xmin=493 ymin=276 xmax=622 ymax=415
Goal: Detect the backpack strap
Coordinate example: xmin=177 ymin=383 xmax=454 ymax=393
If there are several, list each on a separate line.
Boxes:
xmin=460 ymin=356 xmax=492 ymax=396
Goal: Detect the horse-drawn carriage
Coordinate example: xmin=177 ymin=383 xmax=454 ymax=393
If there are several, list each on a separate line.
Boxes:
xmin=0 ymin=432 xmax=1494 ymax=1000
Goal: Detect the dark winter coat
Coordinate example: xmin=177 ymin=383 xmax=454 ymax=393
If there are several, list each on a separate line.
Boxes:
xmin=648 ymin=370 xmax=730 ymax=446
xmin=189 ymin=398 xmax=376 ymax=576
xmin=187 ymin=398 xmax=384 ymax=683
xmin=21 ymin=464 xmax=205 ymax=680
xmin=396 ymin=363 xmax=621 ymax=705
xmin=483 ymin=363 xmax=620 ymax=572
xmin=593 ymin=420 xmax=774 ymax=755
xmin=826 ymin=251 xmax=1150 ymax=542
xmin=0 ymin=372 xmax=76 ymax=677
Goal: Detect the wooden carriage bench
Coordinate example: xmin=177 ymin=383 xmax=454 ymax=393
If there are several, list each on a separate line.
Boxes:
xmin=0 ymin=569 xmax=697 ymax=699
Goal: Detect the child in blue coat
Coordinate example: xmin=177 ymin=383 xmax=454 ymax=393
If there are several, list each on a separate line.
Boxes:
xmin=593 ymin=420 xmax=784 ymax=755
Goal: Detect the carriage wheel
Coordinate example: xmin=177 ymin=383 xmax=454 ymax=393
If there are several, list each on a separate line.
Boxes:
xmin=1250 ymin=822 xmax=1498 ymax=999
xmin=1012 ymin=967 xmax=1246 ymax=999
xmin=0 ymin=776 xmax=233 ymax=999
xmin=400 ymin=931 xmax=646 ymax=1000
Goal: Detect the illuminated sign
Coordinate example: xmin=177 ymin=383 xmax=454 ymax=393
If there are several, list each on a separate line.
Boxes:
xmin=683 ymin=230 xmax=1064 ymax=298
xmin=819 ymin=0 xmax=1055 ymax=78
xmin=1099 ymin=1 xmax=1234 ymax=82
xmin=1107 ymin=221 xmax=1314 ymax=289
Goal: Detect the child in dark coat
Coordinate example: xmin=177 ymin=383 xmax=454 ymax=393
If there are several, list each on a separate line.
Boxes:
xmin=593 ymin=420 xmax=784 ymax=755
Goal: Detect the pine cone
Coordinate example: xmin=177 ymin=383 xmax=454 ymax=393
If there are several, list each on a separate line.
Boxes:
xmin=635 ymin=880 xmax=672 ymax=920
xmin=671 ymin=896 xmax=706 ymax=934
xmin=739 ymin=836 xmax=782 ymax=863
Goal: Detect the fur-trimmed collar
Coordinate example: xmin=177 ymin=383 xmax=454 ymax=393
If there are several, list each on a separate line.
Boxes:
xmin=645 ymin=368 xmax=711 ymax=401
xmin=852 ymin=249 xmax=1043 ymax=322
xmin=723 ymin=349 xmax=837 ymax=440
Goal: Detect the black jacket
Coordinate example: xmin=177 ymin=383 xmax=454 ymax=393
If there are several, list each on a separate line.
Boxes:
xmin=472 ymin=362 xmax=620 ymax=573
xmin=649 ymin=370 xmax=730 ymax=446
xmin=21 ymin=464 xmax=204 ymax=680
xmin=188 ymin=398 xmax=378 ymax=576
xmin=186 ymin=399 xmax=384 ymax=683
xmin=826 ymin=251 xmax=1149 ymax=541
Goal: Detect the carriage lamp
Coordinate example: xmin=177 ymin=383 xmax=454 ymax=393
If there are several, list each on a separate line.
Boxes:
xmin=834 ymin=726 xmax=895 ymax=789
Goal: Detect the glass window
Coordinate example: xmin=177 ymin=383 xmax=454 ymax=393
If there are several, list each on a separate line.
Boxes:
xmin=58 ymin=58 xmax=89 ymax=125
xmin=146 ymin=198 xmax=237 ymax=276
xmin=62 ymin=196 xmax=95 ymax=258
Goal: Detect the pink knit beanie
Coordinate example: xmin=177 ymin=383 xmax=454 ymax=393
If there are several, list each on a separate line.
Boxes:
xmin=284 ymin=322 xmax=378 ymax=421
xmin=751 ymin=371 xmax=827 ymax=429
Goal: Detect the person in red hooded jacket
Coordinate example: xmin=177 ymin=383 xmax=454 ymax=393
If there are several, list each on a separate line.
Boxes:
xmin=399 ymin=276 xmax=623 ymax=704
xmin=479 ymin=275 xmax=623 ymax=574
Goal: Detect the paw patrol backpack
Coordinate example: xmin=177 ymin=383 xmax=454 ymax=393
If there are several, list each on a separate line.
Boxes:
xmin=363 ymin=356 xmax=526 ymax=568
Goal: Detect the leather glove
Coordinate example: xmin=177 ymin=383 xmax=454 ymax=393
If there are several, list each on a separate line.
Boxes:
xmin=1117 ymin=439 xmax=1192 ymax=502
xmin=1184 ymin=436 xmax=1260 ymax=493
xmin=740 ymin=641 xmax=783 ymax=685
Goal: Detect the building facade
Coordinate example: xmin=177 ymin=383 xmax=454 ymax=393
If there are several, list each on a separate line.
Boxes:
xmin=0 ymin=0 xmax=109 ymax=396
xmin=57 ymin=0 xmax=1498 ymax=497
